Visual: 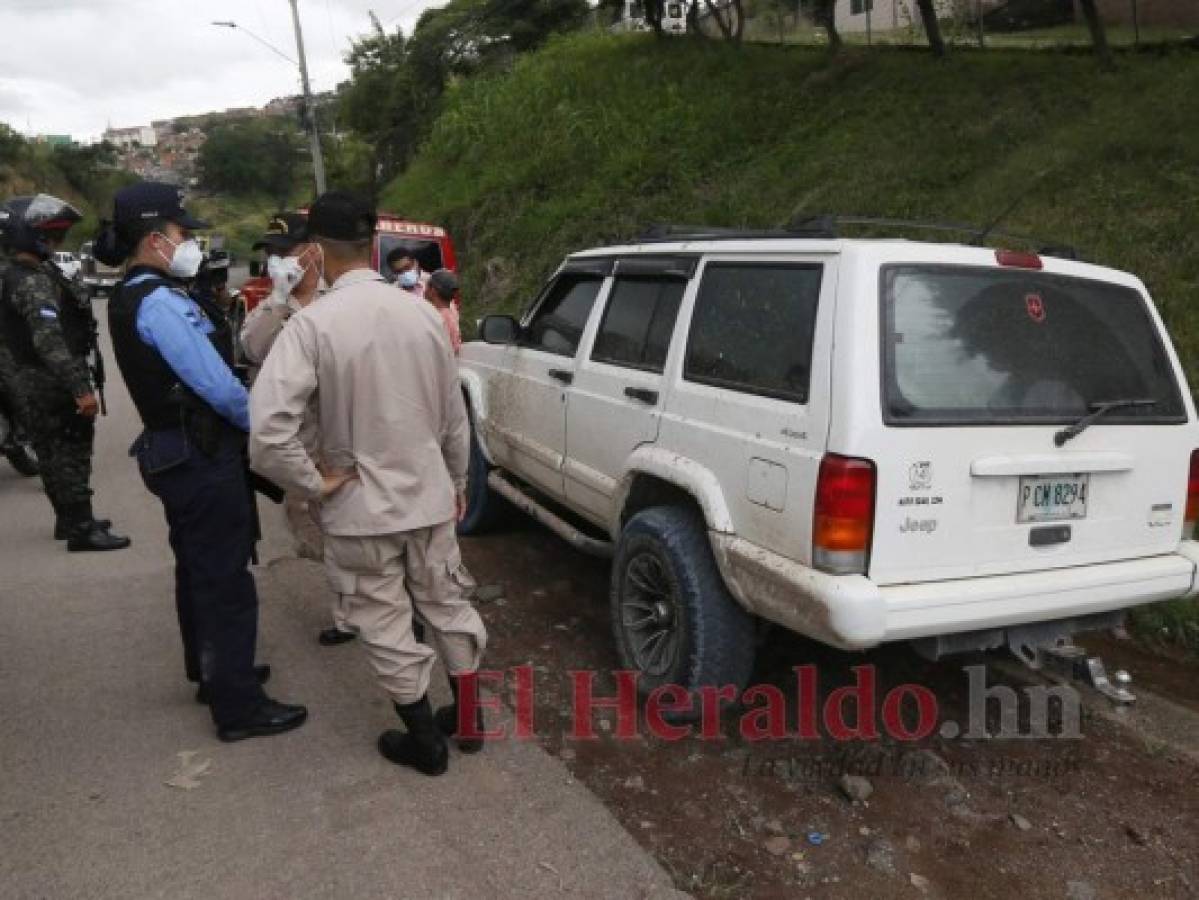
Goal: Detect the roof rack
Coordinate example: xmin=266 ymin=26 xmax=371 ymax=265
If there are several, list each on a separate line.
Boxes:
xmin=632 ymin=216 xmax=1081 ymax=261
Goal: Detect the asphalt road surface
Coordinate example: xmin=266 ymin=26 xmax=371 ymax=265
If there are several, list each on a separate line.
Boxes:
xmin=0 ymin=297 xmax=684 ymax=900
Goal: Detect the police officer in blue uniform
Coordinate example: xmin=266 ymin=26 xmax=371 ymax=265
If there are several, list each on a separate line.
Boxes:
xmin=100 ymin=182 xmax=307 ymax=742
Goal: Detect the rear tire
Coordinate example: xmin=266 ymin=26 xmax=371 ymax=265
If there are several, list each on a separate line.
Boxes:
xmin=610 ymin=506 xmax=755 ymax=718
xmin=456 ymin=412 xmax=508 ymax=535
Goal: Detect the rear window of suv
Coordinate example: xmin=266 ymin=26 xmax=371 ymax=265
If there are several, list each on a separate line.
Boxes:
xmin=882 ymin=265 xmax=1186 ymax=425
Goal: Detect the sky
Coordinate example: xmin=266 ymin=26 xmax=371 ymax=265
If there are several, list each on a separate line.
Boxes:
xmin=0 ymin=0 xmax=443 ymax=142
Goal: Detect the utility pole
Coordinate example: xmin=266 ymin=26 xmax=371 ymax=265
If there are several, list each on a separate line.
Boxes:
xmin=288 ymin=0 xmax=327 ymax=195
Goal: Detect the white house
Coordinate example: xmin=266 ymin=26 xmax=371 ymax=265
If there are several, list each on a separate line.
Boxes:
xmin=102 ymin=125 xmax=158 ymax=150
xmin=835 ymin=0 xmax=1004 ymax=35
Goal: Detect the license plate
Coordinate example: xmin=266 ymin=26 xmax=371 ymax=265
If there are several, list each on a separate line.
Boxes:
xmin=1018 ymin=474 xmax=1089 ymax=523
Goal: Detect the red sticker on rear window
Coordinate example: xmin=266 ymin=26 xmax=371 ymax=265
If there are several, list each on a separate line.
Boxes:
xmin=1025 ymin=293 xmax=1046 ymax=324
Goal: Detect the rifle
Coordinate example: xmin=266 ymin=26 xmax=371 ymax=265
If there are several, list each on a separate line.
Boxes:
xmin=88 ymin=315 xmax=107 ymax=416
xmin=54 ymin=265 xmax=107 ymax=416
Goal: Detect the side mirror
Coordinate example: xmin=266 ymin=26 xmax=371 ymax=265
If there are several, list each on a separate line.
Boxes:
xmin=248 ymin=260 xmax=261 ymax=278
xmin=479 ymin=315 xmax=520 ymax=345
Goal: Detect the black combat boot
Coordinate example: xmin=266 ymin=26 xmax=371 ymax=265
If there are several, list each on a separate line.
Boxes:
xmin=55 ymin=515 xmax=112 ymax=540
xmin=378 ymin=696 xmax=449 ymax=776
xmin=435 ymin=676 xmax=486 ymax=754
xmin=63 ymin=503 xmax=131 ymax=552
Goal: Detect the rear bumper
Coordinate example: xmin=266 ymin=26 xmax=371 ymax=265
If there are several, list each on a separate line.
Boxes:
xmin=711 ymin=534 xmax=1199 ymax=651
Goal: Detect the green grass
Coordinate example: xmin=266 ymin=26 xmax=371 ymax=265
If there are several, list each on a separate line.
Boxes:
xmin=382 ymin=31 xmax=1199 ymax=651
xmin=189 ymin=192 xmax=298 ymax=263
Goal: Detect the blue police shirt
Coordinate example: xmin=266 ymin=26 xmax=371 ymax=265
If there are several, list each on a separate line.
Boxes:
xmin=128 ymin=273 xmax=250 ymax=432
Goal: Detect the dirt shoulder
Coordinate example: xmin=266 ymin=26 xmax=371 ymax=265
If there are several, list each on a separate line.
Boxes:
xmin=461 ymin=525 xmax=1199 ymax=900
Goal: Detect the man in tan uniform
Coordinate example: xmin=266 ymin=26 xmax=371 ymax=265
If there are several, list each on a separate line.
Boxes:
xmin=249 ymin=192 xmax=486 ymax=777
xmin=240 ymin=212 xmax=356 ymax=648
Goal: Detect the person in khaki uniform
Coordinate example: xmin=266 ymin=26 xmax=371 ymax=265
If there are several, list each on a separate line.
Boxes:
xmin=240 ymin=212 xmax=356 ymax=647
xmin=249 ymin=192 xmax=487 ymax=777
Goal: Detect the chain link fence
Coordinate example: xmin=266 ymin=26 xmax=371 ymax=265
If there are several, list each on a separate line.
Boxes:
xmin=740 ymin=0 xmax=1198 ymax=50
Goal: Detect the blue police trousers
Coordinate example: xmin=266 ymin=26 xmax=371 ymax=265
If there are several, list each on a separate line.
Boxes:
xmin=136 ymin=427 xmax=265 ymax=727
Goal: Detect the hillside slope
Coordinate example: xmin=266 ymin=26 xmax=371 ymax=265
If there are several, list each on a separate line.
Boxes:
xmin=385 ymin=33 xmax=1199 ymax=375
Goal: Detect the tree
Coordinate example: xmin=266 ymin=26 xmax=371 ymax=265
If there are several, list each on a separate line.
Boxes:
xmin=704 ymin=0 xmax=746 ymax=42
xmin=806 ymin=0 xmax=842 ymax=52
xmin=340 ymin=27 xmax=419 ymax=188
xmin=0 ymin=123 xmax=27 ymax=166
xmin=1077 ymin=0 xmax=1115 ymax=71
xmin=915 ymin=0 xmax=947 ymax=57
xmin=336 ymin=0 xmax=590 ymax=187
xmin=198 ymin=120 xmax=303 ymax=204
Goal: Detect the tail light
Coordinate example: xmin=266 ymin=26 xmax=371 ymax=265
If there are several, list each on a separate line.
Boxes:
xmin=1185 ymin=450 xmax=1199 ymax=539
xmin=814 ymin=454 xmax=877 ymax=575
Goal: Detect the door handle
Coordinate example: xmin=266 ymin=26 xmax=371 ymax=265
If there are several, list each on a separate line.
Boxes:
xmin=624 ymin=387 xmax=659 ymax=405
xmin=548 ymin=368 xmax=574 ymax=385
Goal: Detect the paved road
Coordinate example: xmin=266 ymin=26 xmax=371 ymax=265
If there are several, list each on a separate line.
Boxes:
xmin=0 ymin=298 xmax=684 ymax=900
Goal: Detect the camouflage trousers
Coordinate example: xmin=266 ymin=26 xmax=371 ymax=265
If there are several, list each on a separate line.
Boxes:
xmin=0 ymin=345 xmax=24 ymax=432
xmin=11 ymin=368 xmax=94 ymax=515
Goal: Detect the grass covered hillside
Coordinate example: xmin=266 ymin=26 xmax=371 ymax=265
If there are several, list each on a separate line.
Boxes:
xmin=385 ymin=32 xmax=1199 ymax=378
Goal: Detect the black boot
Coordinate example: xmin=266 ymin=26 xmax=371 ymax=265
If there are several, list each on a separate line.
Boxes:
xmin=56 ymin=516 xmax=112 ymax=540
xmin=435 ymin=676 xmax=485 ymax=754
xmin=317 ymin=626 xmax=356 ymax=646
xmin=378 ymin=697 xmax=449 ymax=776
xmin=67 ymin=519 xmax=131 ymax=552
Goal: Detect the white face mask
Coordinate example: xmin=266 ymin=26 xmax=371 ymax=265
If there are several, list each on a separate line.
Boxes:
xmin=399 ymin=269 xmax=420 ymax=289
xmin=155 ymin=232 xmax=203 ymax=279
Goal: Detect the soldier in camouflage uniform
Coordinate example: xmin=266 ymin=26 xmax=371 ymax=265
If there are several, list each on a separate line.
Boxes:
xmin=0 ymin=243 xmax=39 ymax=477
xmin=0 ymin=195 xmax=129 ymax=550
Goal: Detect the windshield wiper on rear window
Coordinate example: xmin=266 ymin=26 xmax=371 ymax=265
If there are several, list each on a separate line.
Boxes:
xmin=1054 ymin=398 xmax=1158 ymax=447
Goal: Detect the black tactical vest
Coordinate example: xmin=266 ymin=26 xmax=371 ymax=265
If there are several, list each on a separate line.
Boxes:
xmin=108 ymin=266 xmax=235 ymax=430
xmin=0 ymin=260 xmax=91 ymax=369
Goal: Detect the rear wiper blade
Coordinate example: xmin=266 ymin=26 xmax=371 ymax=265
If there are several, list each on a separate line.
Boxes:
xmin=1054 ymin=398 xmax=1157 ymax=447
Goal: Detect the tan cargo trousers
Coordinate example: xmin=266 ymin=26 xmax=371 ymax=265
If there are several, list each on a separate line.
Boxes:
xmin=323 ymin=520 xmax=487 ymax=704
xmin=284 ymin=493 xmax=354 ymax=632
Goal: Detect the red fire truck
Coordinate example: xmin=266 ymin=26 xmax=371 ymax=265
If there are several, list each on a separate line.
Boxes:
xmin=239 ymin=212 xmax=458 ymax=313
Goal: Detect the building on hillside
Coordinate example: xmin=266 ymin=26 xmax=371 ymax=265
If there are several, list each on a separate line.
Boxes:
xmin=834 ymin=0 xmax=1009 ymax=34
xmin=264 ymin=95 xmax=304 ymax=117
xmin=1079 ymin=0 xmax=1199 ymax=27
xmin=612 ymin=0 xmax=689 ymax=34
xmin=36 ymin=134 xmax=74 ymax=147
xmin=103 ymin=125 xmax=157 ymax=150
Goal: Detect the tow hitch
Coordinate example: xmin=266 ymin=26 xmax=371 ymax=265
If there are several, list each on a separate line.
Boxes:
xmin=911 ymin=612 xmax=1137 ymax=706
xmin=1011 ymin=635 xmax=1136 ymax=706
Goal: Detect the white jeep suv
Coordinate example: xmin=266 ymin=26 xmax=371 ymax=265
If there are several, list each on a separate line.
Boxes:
xmin=457 ymin=227 xmax=1199 ymax=698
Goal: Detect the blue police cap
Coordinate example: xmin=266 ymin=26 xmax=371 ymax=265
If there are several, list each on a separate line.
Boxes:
xmin=113 ymin=182 xmax=209 ymax=231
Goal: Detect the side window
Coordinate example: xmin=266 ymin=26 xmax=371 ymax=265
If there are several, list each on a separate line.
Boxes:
xmin=684 ymin=263 xmax=823 ymax=403
xmin=591 ymin=277 xmax=685 ymax=373
xmin=524 ymin=276 xmax=604 ymax=357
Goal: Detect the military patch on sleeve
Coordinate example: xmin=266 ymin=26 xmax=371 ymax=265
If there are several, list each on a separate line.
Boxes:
xmin=38 ymin=307 xmax=59 ymax=319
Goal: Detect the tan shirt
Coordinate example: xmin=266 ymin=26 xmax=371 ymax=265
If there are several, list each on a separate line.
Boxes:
xmin=249 ymin=268 xmax=469 ymax=536
xmin=240 ymin=296 xmax=319 ymax=453
xmin=239 ymin=300 xmax=298 ymax=372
